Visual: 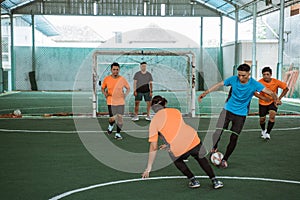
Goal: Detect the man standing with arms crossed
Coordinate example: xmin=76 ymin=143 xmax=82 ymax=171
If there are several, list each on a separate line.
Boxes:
xmin=101 ymin=62 xmax=130 ymax=140
xmin=255 ymin=66 xmax=289 ymax=140
xmin=132 ymin=62 xmax=153 ymax=121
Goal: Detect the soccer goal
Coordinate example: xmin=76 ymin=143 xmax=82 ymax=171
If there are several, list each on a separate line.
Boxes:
xmin=92 ymin=50 xmax=197 ymax=118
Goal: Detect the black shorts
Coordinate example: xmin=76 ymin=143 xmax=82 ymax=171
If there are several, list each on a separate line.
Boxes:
xmin=107 ymin=105 xmax=125 ymax=117
xmin=216 ymin=109 xmax=246 ymax=135
xmin=169 ymin=143 xmax=202 ymax=161
xmin=259 ymin=103 xmax=278 ymax=117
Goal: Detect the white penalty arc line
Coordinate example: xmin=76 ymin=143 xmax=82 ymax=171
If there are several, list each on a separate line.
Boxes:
xmin=48 ymin=176 xmax=300 ymax=200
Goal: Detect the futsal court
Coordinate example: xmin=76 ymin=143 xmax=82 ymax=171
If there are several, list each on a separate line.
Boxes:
xmin=0 ymin=91 xmax=299 ymax=200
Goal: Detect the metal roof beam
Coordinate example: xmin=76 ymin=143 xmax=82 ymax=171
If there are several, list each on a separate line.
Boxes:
xmin=3 ymin=0 xmax=36 ymax=10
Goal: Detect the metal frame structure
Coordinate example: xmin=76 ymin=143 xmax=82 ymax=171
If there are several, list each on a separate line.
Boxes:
xmin=92 ymin=50 xmax=196 ymax=118
xmin=1 ymin=1 xmax=300 ymax=22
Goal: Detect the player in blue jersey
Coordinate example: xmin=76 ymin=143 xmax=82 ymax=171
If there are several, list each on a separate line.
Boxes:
xmin=198 ymin=63 xmax=278 ymax=168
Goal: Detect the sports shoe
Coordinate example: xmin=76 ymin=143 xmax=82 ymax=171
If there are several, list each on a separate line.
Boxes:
xmin=265 ymin=133 xmax=271 ymax=140
xmin=220 ymin=159 xmax=228 ymax=168
xmin=261 ymin=130 xmax=267 ymax=139
xmin=145 ymin=116 xmax=152 ymax=121
xmin=107 ymin=124 xmax=114 ymax=135
xmin=188 ymin=178 xmax=200 ymax=188
xmin=114 ymin=133 xmax=123 ymax=140
xmin=212 ymin=178 xmax=223 ymax=189
xmin=131 ymin=115 xmax=139 ymax=121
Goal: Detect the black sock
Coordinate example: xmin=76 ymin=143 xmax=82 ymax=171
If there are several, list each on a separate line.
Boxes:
xmin=223 ymin=134 xmax=238 ymax=161
xmin=260 ymin=122 xmax=266 ymax=130
xmin=267 ymin=121 xmax=275 ymax=134
xmin=117 ymin=126 xmax=121 ymax=133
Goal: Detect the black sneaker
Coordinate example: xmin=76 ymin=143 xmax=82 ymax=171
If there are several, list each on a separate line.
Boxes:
xmin=212 ymin=179 xmax=223 ymax=189
xmin=107 ymin=129 xmax=112 ymax=135
xmin=188 ymin=178 xmax=200 ymax=188
xmin=220 ymin=159 xmax=228 ymax=168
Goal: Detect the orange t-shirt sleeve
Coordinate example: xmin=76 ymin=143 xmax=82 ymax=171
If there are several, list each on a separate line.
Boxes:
xmin=276 ymin=79 xmax=288 ymax=90
xmin=101 ymin=77 xmax=108 ymax=90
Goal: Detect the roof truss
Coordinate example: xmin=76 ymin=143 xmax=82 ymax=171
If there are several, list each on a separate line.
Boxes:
xmin=1 ymin=0 xmax=300 ymax=22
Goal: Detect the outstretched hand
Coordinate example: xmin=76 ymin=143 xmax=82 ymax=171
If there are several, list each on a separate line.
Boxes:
xmin=198 ymin=93 xmax=206 ymax=102
xmin=142 ymin=170 xmax=150 ymax=179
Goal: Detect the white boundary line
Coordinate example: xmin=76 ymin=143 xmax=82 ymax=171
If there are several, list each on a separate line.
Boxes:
xmin=49 ymin=175 xmax=300 ymax=200
xmin=1 ymin=126 xmax=300 ymax=133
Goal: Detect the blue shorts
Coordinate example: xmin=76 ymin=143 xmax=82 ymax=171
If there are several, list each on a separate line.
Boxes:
xmin=135 ymin=92 xmax=152 ymax=101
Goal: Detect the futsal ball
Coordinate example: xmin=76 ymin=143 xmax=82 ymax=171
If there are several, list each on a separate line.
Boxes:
xmin=13 ymin=109 xmax=22 ymax=116
xmin=210 ymin=152 xmax=224 ymax=166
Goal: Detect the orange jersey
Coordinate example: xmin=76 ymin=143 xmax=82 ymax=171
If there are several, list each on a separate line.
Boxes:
xmin=149 ymin=108 xmax=200 ymax=157
xmin=102 ymin=75 xmax=130 ymax=106
xmin=258 ymin=78 xmax=287 ymax=105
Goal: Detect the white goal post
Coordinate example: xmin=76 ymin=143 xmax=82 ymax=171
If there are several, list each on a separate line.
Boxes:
xmin=92 ymin=50 xmax=197 ymax=118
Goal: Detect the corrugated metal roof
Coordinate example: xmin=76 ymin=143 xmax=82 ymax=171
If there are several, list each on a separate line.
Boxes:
xmin=1 ymin=1 xmax=59 ymax=36
xmin=20 ymin=15 xmax=59 ymax=36
xmin=1 ymin=0 xmax=300 ymax=22
xmin=1 ymin=0 xmax=35 ymax=11
xmin=195 ymin=0 xmax=300 ymax=22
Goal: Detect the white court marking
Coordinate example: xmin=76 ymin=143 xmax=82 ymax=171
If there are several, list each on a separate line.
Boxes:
xmin=48 ymin=176 xmax=300 ymax=200
xmin=1 ymin=126 xmax=300 ymax=133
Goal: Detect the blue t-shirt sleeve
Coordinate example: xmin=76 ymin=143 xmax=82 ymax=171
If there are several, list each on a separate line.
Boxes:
xmin=223 ymin=76 xmax=235 ymax=86
xmin=254 ymin=79 xmax=264 ymax=92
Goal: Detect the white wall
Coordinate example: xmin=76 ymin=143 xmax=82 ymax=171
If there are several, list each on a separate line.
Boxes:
xmin=222 ymin=40 xmax=278 ymax=80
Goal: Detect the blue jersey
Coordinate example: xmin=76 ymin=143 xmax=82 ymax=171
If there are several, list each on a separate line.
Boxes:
xmin=224 ymin=76 xmax=264 ymax=116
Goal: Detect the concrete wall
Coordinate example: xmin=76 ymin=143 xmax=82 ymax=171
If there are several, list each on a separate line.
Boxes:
xmin=222 ymin=40 xmax=278 ymax=80
xmin=15 ymin=47 xmax=94 ymax=90
xmin=14 ymin=47 xmax=217 ymax=91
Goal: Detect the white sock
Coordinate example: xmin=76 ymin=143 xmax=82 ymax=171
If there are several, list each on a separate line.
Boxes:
xmin=108 ymin=124 xmax=114 ymax=131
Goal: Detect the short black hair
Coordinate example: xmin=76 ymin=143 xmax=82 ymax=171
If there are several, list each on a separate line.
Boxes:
xmin=151 ymin=95 xmax=168 ymax=107
xmin=237 ymin=63 xmax=251 ymax=72
xmin=140 ymin=61 xmax=147 ymax=65
xmin=262 ymin=66 xmax=272 ymax=74
xmin=111 ymin=62 xmax=120 ymax=69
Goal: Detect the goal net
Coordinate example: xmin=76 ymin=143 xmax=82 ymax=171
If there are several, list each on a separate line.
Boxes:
xmin=92 ymin=49 xmax=197 ymax=117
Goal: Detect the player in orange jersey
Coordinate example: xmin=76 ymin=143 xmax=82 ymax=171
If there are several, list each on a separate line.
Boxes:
xmin=142 ymin=95 xmax=223 ymax=189
xmin=101 ymin=62 xmax=130 ymax=140
xmin=255 ymin=66 xmax=289 ymax=140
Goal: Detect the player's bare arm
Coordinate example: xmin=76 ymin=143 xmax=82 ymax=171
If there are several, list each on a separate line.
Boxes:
xmin=277 ymin=87 xmax=289 ymax=105
xmin=254 ymin=92 xmax=271 ymax=102
xmin=101 ymin=88 xmax=108 ymax=98
xmin=133 ymin=80 xmax=137 ymax=96
xmin=198 ymin=81 xmax=224 ymax=102
xmin=262 ymin=87 xmax=278 ymax=105
xmin=142 ymin=141 xmax=158 ymax=178
xmin=124 ymin=86 xmax=130 ymax=98
xmin=149 ymin=81 xmax=153 ymax=97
